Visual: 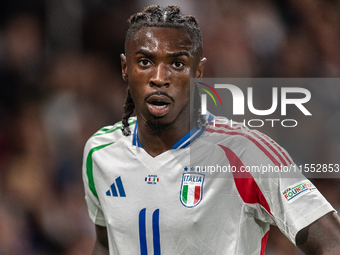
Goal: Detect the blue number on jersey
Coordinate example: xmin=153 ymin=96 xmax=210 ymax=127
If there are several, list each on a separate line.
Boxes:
xmin=139 ymin=208 xmax=161 ymax=255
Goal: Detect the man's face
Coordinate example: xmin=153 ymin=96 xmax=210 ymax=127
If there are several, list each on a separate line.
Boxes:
xmin=121 ymin=27 xmax=205 ymax=132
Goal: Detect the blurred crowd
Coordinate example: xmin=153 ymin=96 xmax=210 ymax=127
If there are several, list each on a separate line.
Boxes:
xmin=0 ymin=0 xmax=339 ymax=254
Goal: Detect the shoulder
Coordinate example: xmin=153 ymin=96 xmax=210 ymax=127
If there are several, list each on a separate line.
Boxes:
xmin=83 ymin=117 xmax=137 ymax=155
xmin=204 ymin=116 xmax=270 ymax=147
xmin=204 ymin=116 xmax=293 ymax=167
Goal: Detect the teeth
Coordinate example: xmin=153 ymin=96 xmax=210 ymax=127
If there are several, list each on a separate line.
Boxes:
xmin=153 ymin=105 xmax=167 ymax=109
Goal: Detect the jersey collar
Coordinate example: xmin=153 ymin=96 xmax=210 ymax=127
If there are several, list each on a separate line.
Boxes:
xmin=132 ymin=112 xmax=214 ymax=149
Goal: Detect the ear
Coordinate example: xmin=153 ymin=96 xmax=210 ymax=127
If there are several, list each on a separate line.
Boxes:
xmin=121 ymin=53 xmax=128 ymax=82
xmin=196 ymin=57 xmax=207 ymax=78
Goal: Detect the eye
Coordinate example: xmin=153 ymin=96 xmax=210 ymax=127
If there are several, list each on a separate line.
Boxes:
xmin=138 ymin=59 xmax=152 ymax=67
xmin=171 ymin=61 xmax=184 ymax=69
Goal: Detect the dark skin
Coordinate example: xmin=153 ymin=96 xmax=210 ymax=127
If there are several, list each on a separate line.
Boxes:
xmin=121 ymin=27 xmax=206 ymax=157
xmin=296 ymin=211 xmax=340 ymax=254
xmin=91 ymin=27 xmax=340 ymax=254
xmin=92 ymin=225 xmax=109 ymax=255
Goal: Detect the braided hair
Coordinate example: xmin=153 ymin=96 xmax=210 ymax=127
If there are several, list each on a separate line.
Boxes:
xmin=121 ymin=5 xmax=206 ymax=136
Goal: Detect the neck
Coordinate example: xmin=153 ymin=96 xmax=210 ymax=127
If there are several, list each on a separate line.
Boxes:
xmin=137 ymin=113 xmax=196 ymax=157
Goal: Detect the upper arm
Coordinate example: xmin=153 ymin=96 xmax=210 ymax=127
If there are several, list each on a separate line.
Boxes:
xmin=92 ymin=225 xmax=109 ymax=255
xmin=296 ymin=211 xmax=340 ymax=254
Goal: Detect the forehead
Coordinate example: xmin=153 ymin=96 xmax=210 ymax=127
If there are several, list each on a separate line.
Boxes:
xmin=126 ymin=27 xmax=195 ymax=55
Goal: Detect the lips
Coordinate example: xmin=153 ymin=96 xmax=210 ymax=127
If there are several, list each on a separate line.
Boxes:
xmin=146 ymin=95 xmax=172 ymax=117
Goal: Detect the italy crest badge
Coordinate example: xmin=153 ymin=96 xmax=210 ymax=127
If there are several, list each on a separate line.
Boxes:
xmin=180 ymin=173 xmax=205 ymax=208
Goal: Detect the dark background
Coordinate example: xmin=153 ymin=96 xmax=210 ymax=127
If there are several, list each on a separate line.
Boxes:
xmin=0 ymin=0 xmax=339 ymax=254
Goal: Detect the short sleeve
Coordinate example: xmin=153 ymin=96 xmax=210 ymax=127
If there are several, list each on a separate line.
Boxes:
xmin=254 ymin=170 xmax=335 ymax=245
xmin=226 ymin=127 xmax=336 ymax=245
xmin=82 ymin=140 xmax=106 ymax=227
xmin=224 ymin=127 xmax=335 ymax=245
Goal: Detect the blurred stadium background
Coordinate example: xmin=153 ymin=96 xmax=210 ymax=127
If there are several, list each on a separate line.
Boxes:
xmin=0 ymin=0 xmax=339 ymax=254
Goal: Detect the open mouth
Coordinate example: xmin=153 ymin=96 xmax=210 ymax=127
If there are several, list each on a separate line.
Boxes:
xmin=150 ymin=101 xmax=169 ymax=109
xmin=146 ymin=95 xmax=172 ymax=117
xmin=147 ymin=101 xmax=170 ymax=117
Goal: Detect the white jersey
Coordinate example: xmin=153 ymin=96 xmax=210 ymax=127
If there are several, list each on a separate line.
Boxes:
xmin=82 ymin=113 xmax=334 ymax=255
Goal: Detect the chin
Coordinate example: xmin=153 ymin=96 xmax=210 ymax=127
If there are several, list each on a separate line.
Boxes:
xmin=146 ymin=119 xmax=172 ymax=133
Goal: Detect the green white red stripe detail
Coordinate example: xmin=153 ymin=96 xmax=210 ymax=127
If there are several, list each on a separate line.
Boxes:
xmin=180 ymin=173 xmax=204 ymax=207
xmin=182 ymin=184 xmax=201 ymax=206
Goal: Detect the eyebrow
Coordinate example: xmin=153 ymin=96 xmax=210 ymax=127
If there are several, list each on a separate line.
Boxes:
xmin=168 ymin=51 xmax=190 ymax=57
xmin=135 ymin=49 xmax=153 ymax=58
xmin=135 ymin=49 xmax=190 ymax=58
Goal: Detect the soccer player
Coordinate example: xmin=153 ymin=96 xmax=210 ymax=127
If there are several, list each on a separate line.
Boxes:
xmin=82 ymin=5 xmax=340 ymax=255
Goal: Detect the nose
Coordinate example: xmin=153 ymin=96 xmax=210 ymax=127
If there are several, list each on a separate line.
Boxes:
xmin=150 ymin=63 xmax=170 ymax=87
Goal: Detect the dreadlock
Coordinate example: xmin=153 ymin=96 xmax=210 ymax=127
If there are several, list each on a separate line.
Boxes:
xmin=121 ymin=89 xmax=134 ymax=136
xmin=121 ymin=5 xmax=206 ymax=136
xmin=125 ymin=5 xmax=202 ymax=55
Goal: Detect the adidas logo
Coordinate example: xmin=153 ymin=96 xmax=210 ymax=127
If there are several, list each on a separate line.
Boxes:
xmin=106 ymin=176 xmax=126 ymax=197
